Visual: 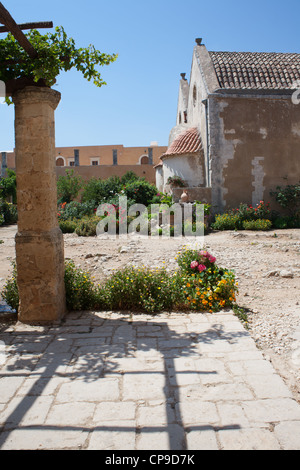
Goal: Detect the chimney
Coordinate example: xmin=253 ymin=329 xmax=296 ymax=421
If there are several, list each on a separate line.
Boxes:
xmin=195 ymin=38 xmax=203 ymax=46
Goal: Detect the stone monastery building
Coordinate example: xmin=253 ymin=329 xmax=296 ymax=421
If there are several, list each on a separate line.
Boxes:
xmin=156 ymin=39 xmax=300 ymax=213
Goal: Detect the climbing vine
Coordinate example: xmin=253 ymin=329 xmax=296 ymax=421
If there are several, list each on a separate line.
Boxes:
xmin=0 ymin=26 xmax=117 ymax=96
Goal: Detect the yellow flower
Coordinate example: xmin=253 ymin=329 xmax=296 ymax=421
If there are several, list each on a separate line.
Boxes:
xmin=186 ymin=283 xmax=191 ymax=287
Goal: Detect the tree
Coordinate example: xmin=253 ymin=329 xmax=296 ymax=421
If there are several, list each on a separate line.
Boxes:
xmin=0 ymin=169 xmax=17 ymax=203
xmin=0 ymin=26 xmax=117 ymax=100
xmin=57 ymin=169 xmax=83 ymax=204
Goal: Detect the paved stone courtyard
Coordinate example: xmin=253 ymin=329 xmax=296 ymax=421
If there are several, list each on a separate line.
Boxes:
xmin=1 ymin=310 xmax=300 ymax=450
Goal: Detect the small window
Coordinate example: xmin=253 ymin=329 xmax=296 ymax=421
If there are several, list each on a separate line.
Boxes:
xmin=90 ymin=157 xmax=100 ymax=166
xmin=69 ymin=161 xmax=75 ymax=166
xmin=193 ymin=85 xmax=197 ymax=106
xmin=178 ymin=112 xmax=182 ymax=124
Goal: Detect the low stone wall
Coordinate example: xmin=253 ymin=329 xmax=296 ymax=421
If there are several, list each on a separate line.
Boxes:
xmin=55 ymin=165 xmax=156 ymax=184
xmin=172 ymin=187 xmax=212 ymax=205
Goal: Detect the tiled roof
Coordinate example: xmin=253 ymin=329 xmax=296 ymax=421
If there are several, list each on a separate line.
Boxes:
xmin=162 ymin=127 xmax=202 ymax=157
xmin=209 ymin=51 xmax=300 ymax=90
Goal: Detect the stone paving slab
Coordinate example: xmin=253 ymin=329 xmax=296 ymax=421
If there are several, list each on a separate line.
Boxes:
xmin=0 ymin=310 xmax=300 ymax=450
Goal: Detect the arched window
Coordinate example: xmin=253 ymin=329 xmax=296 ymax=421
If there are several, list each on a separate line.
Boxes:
xmin=56 ymin=156 xmax=65 ymax=167
xmin=140 ymin=155 xmax=149 ymax=165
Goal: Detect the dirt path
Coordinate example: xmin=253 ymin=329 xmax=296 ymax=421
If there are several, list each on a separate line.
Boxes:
xmin=1 ymin=225 xmax=300 ymax=402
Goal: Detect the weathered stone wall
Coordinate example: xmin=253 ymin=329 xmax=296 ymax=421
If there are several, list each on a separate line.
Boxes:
xmin=55 ymin=164 xmax=157 ymax=184
xmin=161 ymin=151 xmax=206 ymax=191
xmin=209 ymin=92 xmax=300 ymax=213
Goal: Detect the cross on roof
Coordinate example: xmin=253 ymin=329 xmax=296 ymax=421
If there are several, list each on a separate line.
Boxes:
xmin=0 ymin=2 xmax=53 ymax=59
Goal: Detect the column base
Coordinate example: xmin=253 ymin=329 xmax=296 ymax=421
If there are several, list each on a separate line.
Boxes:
xmin=15 ymin=227 xmax=66 ymax=324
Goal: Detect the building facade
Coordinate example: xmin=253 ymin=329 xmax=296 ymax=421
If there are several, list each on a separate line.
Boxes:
xmin=157 ymin=39 xmax=300 ymax=213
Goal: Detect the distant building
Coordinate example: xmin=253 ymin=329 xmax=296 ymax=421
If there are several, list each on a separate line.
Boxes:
xmin=157 ymin=39 xmax=300 ymax=212
xmin=1 ymin=143 xmax=167 ymax=185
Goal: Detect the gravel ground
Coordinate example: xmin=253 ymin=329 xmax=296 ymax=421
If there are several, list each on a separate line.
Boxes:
xmin=1 ymin=225 xmax=300 ymax=403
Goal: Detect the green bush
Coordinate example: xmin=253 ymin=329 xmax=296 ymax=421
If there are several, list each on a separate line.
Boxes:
xmin=211 ymin=213 xmax=240 ymax=230
xmin=1 ymin=263 xmax=19 ymax=312
xmin=59 ymin=219 xmax=78 ymax=233
xmin=2 ymin=250 xmax=238 ymax=315
xmin=81 ymin=176 xmax=122 ymax=206
xmin=58 ymin=201 xmax=95 ymax=220
xmin=270 ymin=182 xmax=300 ymax=216
xmin=242 ymin=219 xmax=272 ymax=231
xmin=272 ymin=215 xmax=300 ymax=229
xmin=57 ymin=169 xmax=84 ymax=204
xmin=64 ymin=260 xmax=98 ymax=310
xmin=0 ymin=199 xmax=18 ymax=225
xmin=0 ymin=170 xmax=17 ymax=203
xmin=98 ymin=266 xmax=183 ymax=313
xmin=123 ymin=179 xmax=158 ymax=206
xmin=74 ymin=216 xmax=100 ymax=236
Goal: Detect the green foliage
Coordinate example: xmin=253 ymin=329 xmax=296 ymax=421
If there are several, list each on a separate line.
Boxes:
xmin=1 ymin=249 xmax=238 ymax=315
xmin=81 ymin=176 xmax=122 ymax=206
xmin=0 ymin=26 xmax=117 ymax=92
xmin=98 ymin=266 xmax=181 ymax=313
xmin=57 ymin=169 xmax=83 ymax=204
xmin=0 ymin=170 xmax=17 ymax=203
xmin=212 ymin=201 xmax=271 ymax=231
xmin=272 ymin=215 xmax=300 ymax=229
xmin=242 ymin=219 xmax=272 ymax=231
xmin=74 ymin=216 xmax=100 ymax=237
xmin=1 ymin=262 xmax=19 ymax=312
xmin=64 ymin=260 xmax=98 ymax=311
xmin=59 ymin=219 xmax=78 ymax=233
xmin=58 ymin=200 xmax=95 ymax=220
xmin=0 ymin=199 xmax=18 ymax=225
xmin=176 ymin=247 xmax=238 ymax=312
xmin=211 ymin=213 xmax=241 ymax=231
xmin=167 ymin=176 xmax=186 ymax=187
xmin=123 ymin=179 xmax=157 ymax=206
xmin=270 ymin=182 xmax=300 ymax=216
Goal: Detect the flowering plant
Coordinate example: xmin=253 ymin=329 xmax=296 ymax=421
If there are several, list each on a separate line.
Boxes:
xmin=177 ymin=248 xmax=216 ymax=275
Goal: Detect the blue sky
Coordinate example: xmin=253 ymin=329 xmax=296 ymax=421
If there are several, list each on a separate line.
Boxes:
xmin=1 ymin=0 xmax=300 ymax=150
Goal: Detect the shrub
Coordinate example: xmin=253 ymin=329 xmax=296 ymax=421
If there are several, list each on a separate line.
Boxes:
xmin=98 ymin=266 xmax=181 ymax=313
xmin=167 ymin=176 xmax=186 ymax=187
xmin=74 ymin=216 xmax=100 ymax=236
xmin=81 ymin=176 xmax=122 ymax=206
xmin=64 ymin=260 xmax=98 ymax=310
xmin=2 ymin=251 xmax=238 ymax=315
xmin=270 ymin=182 xmax=300 ymax=216
xmin=58 ymin=200 xmax=95 ymax=220
xmin=242 ymin=219 xmax=272 ymax=231
xmin=59 ymin=219 xmax=78 ymax=233
xmin=0 ymin=199 xmax=18 ymax=225
xmin=211 ymin=213 xmax=240 ymax=231
xmin=272 ymin=215 xmax=300 ymax=229
xmin=123 ymin=179 xmax=158 ymax=206
xmin=1 ymin=263 xmax=19 ymax=312
xmin=57 ymin=169 xmax=84 ymax=204
xmin=0 ymin=170 xmax=17 ymax=203
xmin=176 ymin=247 xmax=238 ymax=312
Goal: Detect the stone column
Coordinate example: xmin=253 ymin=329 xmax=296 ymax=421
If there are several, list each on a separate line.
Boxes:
xmin=12 ymin=86 xmax=66 ymax=323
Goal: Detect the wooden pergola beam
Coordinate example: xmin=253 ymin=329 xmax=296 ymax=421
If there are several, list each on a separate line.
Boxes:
xmin=0 ymin=21 xmax=53 ymax=33
xmin=0 ymin=2 xmax=38 ymax=58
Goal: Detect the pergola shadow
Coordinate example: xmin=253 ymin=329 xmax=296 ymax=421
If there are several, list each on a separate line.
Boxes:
xmin=0 ymin=312 xmax=247 ymax=449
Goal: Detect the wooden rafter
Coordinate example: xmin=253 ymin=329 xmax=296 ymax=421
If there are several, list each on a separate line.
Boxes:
xmin=0 ymin=2 xmax=51 ymax=58
xmin=0 ymin=21 xmax=53 ymax=33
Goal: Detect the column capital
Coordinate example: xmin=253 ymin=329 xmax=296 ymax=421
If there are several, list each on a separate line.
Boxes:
xmin=12 ymin=86 xmax=61 ymax=110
